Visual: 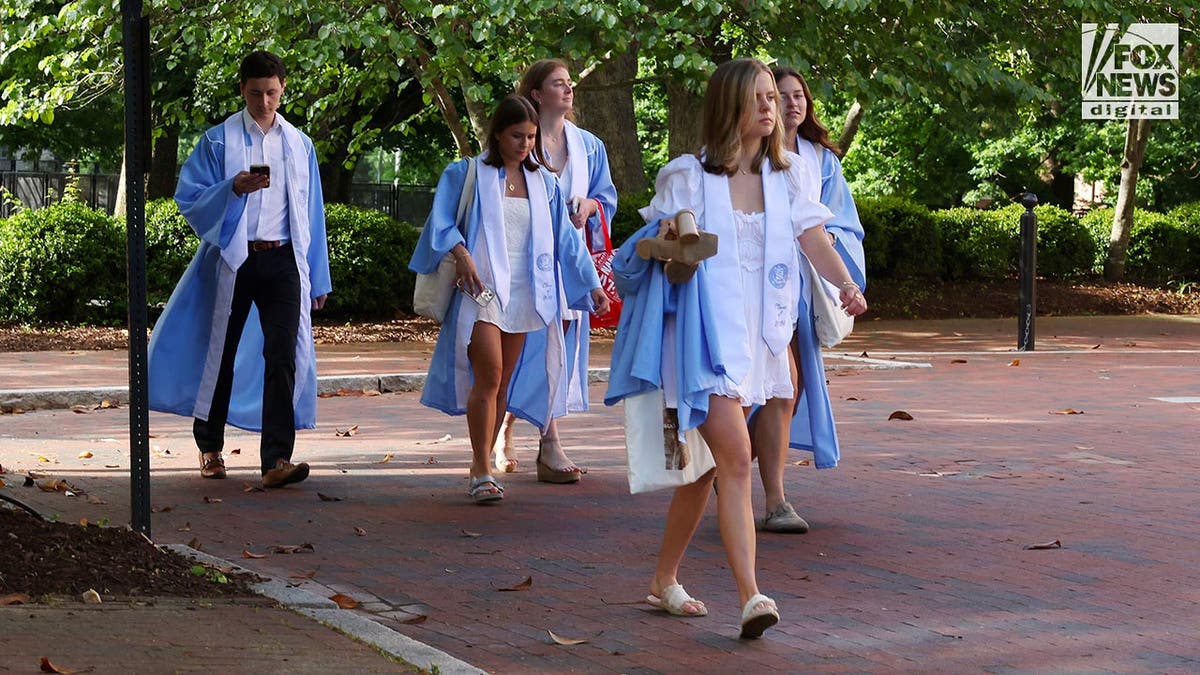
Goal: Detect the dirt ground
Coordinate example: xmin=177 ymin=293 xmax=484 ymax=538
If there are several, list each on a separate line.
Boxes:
xmin=0 ymin=500 xmax=257 ymax=602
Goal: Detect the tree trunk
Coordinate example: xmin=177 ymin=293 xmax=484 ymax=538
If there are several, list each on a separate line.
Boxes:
xmin=147 ymin=124 xmax=179 ymax=200
xmin=462 ymin=96 xmax=489 ymax=153
xmin=114 ymin=147 xmax=127 ymax=219
xmin=404 ymin=53 xmax=475 ymax=158
xmin=1104 ymin=118 xmax=1152 ymax=282
xmin=666 ymin=81 xmax=703 ymax=159
xmin=573 ymin=48 xmax=647 ymax=195
xmin=320 ymin=147 xmax=355 ymax=204
xmin=835 ymin=100 xmax=866 ymax=158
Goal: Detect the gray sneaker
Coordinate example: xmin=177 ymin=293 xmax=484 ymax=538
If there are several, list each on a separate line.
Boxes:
xmin=761 ymin=502 xmax=810 ymax=533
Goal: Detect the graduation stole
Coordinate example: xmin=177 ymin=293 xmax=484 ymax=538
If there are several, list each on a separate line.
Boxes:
xmin=701 ymin=160 xmax=794 ymax=357
xmin=563 ymin=120 xmax=589 ymax=201
xmin=475 ymin=159 xmax=557 ymax=323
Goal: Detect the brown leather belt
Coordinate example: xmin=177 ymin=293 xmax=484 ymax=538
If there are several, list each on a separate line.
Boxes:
xmin=249 ymin=240 xmax=285 ymax=252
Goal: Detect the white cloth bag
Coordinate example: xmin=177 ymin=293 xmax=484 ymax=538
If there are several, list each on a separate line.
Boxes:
xmin=808 ymin=260 xmax=854 ymax=348
xmin=413 ymin=158 xmax=477 ymax=321
xmin=624 ymin=389 xmax=716 ymax=494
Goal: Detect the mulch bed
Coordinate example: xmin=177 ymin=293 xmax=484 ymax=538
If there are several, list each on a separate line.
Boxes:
xmin=1 ymin=279 xmax=1195 ymax=353
xmin=0 ymin=505 xmax=257 ymax=602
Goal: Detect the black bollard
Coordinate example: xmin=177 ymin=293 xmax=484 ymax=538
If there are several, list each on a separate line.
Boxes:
xmin=1018 ymin=193 xmax=1038 ymax=351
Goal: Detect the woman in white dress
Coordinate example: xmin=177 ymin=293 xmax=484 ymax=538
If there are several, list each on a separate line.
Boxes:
xmin=606 ymin=59 xmax=866 ymax=637
xmin=410 ymin=95 xmax=609 ymax=503
xmin=494 ymin=58 xmax=619 ymax=484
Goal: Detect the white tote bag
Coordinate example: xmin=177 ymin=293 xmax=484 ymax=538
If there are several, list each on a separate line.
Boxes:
xmin=413 ymin=158 xmax=477 ymax=321
xmin=624 ymin=389 xmax=716 ymax=494
xmin=808 ymin=260 xmax=854 ymax=348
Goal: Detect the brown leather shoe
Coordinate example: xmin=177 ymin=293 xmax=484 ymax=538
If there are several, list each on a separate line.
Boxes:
xmin=199 ymin=451 xmax=226 ymax=479
xmin=262 ymin=459 xmax=310 ymax=488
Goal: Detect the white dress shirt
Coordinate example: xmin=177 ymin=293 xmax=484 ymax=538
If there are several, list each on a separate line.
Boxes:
xmin=241 ymin=109 xmax=290 ymax=243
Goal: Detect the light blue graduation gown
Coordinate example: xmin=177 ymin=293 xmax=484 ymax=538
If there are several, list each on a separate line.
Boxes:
xmin=507 ymin=127 xmax=618 ymax=426
xmin=147 ymin=112 xmax=332 ymax=432
xmin=786 ymin=141 xmax=867 ymax=468
xmin=410 ymin=157 xmax=600 ymax=428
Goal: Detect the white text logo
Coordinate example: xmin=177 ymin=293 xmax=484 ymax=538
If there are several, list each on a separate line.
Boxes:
xmin=1082 ymin=23 xmax=1178 ymax=120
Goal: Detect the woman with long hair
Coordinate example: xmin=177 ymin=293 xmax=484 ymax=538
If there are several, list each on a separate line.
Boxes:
xmin=745 ymin=66 xmax=868 ymax=534
xmin=606 ymin=58 xmax=866 ymax=638
xmin=494 ymin=58 xmax=619 ymax=484
xmin=410 ymin=94 xmax=609 ymax=504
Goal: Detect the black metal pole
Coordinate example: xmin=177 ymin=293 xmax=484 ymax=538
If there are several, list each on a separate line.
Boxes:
xmin=1018 ymin=193 xmax=1038 ymax=352
xmin=122 ymin=1 xmax=152 ymax=535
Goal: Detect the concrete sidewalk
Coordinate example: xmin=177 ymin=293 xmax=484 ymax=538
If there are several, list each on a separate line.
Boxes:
xmin=2 ymin=314 xmax=1199 ymax=673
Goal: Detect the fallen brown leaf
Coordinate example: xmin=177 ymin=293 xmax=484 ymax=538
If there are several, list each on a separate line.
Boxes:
xmin=1 ymin=592 xmax=30 ymax=606
xmin=460 ymin=529 xmax=483 ymax=538
xmin=271 ymin=543 xmax=316 ymax=554
xmin=1050 ymin=408 xmax=1085 ymax=415
xmin=1024 ymin=539 xmax=1063 ymax=550
xmin=888 ymin=410 xmax=914 ymax=421
xmin=187 ymin=537 xmax=201 ymax=550
xmin=242 ymin=550 xmax=268 ymax=559
xmin=335 ymin=425 xmax=359 ymax=437
xmin=1008 ymin=359 xmax=1020 ymax=366
xmin=71 ymin=409 xmax=89 ymax=414
xmin=426 ymin=456 xmax=439 ymax=464
xmin=78 ymin=518 xmax=89 ymax=527
xmin=399 ymin=614 xmax=428 ymax=625
xmin=151 ymin=505 xmax=173 ymax=513
xmin=330 ymin=593 xmax=359 ymax=609
xmin=177 ymin=522 xmax=192 ymax=532
xmin=950 ymin=358 xmax=967 ymax=364
xmin=230 ymin=448 xmax=241 ymax=455
xmin=39 ymin=656 xmax=93 ymax=674
xmin=317 ymin=492 xmax=343 ymax=502
xmin=202 ymin=496 xmax=223 ymax=504
xmin=1090 ymin=344 xmax=1101 ymax=349
xmin=377 ymin=453 xmax=394 ymax=464
xmin=81 ymin=589 xmax=101 ymax=604
xmin=354 ymin=526 xmax=367 ymax=536
xmin=242 ymin=483 xmax=266 ymax=493
xmin=94 ymin=399 xmax=120 ymax=410
xmin=77 ymin=451 xmax=93 ymax=459
xmin=498 ymin=576 xmax=533 ymax=592
xmin=548 ymin=629 xmax=592 ymax=645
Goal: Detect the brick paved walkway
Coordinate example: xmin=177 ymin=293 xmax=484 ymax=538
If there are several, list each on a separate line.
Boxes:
xmin=2 ymin=315 xmax=1198 ymax=672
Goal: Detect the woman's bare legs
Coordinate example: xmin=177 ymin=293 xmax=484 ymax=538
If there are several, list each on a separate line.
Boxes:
xmin=650 ymin=394 xmax=769 ymax=613
xmin=753 ymin=346 xmax=799 ymax=514
xmin=466 ymin=322 xmax=525 ymax=492
xmin=494 ymin=319 xmax=581 ymax=475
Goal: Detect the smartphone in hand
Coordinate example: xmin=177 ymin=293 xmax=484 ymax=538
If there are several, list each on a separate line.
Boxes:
xmin=457 ymin=279 xmax=494 ymax=307
xmin=249 ymin=164 xmax=271 ymax=177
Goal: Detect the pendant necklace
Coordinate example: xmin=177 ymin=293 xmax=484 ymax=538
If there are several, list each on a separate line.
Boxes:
xmin=507 ymin=182 xmax=516 ymax=193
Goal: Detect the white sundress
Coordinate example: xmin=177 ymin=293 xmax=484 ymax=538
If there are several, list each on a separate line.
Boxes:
xmin=707 ymin=209 xmax=796 ymax=406
xmin=475 ymin=197 xmax=545 ymax=334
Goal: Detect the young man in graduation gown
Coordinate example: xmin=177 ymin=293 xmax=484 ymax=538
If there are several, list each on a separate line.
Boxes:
xmin=148 ymin=50 xmax=332 ymax=488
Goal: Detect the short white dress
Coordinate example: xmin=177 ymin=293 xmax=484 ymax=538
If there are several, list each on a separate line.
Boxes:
xmin=475 ymin=197 xmax=545 ymax=334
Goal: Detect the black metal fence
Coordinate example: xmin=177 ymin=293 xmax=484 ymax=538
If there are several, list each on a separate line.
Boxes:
xmin=0 ymin=171 xmax=120 ymax=218
xmin=0 ymin=170 xmax=436 ymax=224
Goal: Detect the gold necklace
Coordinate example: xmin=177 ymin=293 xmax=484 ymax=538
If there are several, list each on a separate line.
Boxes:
xmin=507 ymin=182 xmax=516 ymax=192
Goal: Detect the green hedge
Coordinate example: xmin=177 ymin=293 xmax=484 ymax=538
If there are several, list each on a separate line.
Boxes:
xmin=0 ymin=200 xmax=127 ymax=324
xmin=856 ymin=196 xmax=941 ymax=278
xmin=145 ymin=199 xmax=199 ymax=309
xmin=324 ymin=203 xmax=422 ymax=318
xmin=1082 ymin=206 xmax=1200 ymax=282
xmin=3 ymin=195 xmax=1195 ymax=326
